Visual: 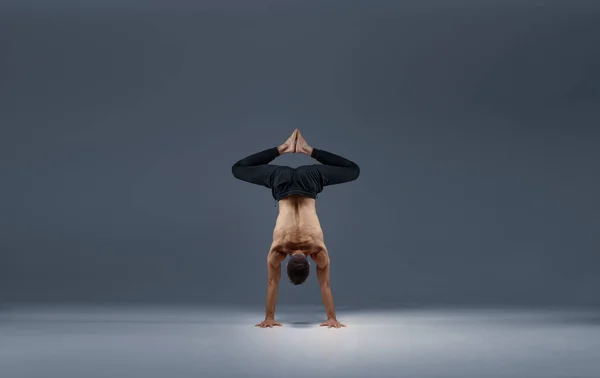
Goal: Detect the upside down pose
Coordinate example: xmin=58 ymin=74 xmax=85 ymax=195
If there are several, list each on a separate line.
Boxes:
xmin=232 ymin=130 xmax=360 ymax=328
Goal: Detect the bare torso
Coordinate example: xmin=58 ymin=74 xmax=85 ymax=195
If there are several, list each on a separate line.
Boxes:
xmin=271 ymin=195 xmax=325 ymax=256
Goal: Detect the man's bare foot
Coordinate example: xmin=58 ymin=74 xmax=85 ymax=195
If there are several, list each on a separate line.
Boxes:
xmin=277 ymin=129 xmax=298 ymax=154
xmin=296 ymin=130 xmax=313 ymax=155
xmin=256 ymin=319 xmax=283 ymax=328
xmin=320 ymin=319 xmax=346 ymax=328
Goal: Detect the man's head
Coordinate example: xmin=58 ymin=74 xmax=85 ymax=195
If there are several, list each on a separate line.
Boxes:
xmin=287 ymin=253 xmax=310 ymax=285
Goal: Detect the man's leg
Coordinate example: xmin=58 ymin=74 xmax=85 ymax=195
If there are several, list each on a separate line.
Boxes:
xmin=304 ymin=148 xmax=360 ymax=186
xmin=232 ymin=147 xmax=282 ymax=188
xmin=294 ymin=130 xmax=360 ymax=187
xmin=231 ymin=130 xmax=298 ymax=188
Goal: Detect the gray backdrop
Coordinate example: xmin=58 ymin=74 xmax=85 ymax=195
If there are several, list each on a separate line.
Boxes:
xmin=1 ymin=0 xmax=598 ymax=308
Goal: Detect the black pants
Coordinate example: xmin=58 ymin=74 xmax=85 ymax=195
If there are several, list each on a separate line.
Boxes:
xmin=232 ymin=147 xmax=360 ymax=199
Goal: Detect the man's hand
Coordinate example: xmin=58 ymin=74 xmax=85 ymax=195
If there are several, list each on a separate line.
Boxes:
xmin=296 ymin=130 xmax=313 ymax=155
xmin=277 ymin=129 xmax=298 ymax=154
xmin=256 ymin=319 xmax=282 ymax=328
xmin=320 ymin=319 xmax=346 ymax=328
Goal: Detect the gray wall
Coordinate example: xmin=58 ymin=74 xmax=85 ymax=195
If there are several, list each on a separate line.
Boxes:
xmin=1 ymin=1 xmax=599 ymax=307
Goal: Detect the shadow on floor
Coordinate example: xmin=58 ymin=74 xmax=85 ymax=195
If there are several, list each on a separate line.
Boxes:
xmin=287 ymin=321 xmax=320 ymax=328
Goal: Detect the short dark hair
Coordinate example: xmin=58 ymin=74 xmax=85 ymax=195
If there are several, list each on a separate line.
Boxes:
xmin=287 ymin=254 xmax=310 ymax=285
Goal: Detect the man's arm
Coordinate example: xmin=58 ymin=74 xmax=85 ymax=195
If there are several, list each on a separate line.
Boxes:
xmin=311 ymin=249 xmax=346 ymax=328
xmin=256 ymin=250 xmax=286 ymax=328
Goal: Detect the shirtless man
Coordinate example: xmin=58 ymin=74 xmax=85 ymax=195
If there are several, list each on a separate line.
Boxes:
xmin=232 ymin=129 xmax=360 ymax=329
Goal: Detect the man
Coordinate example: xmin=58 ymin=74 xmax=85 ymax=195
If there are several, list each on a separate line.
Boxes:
xmin=232 ymin=129 xmax=360 ymax=328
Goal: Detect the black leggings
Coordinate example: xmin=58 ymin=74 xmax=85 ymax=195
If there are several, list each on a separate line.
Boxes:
xmin=232 ymin=147 xmax=360 ymax=188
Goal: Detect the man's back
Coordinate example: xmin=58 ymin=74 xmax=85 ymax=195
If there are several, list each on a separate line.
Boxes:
xmin=271 ymin=194 xmax=324 ymax=255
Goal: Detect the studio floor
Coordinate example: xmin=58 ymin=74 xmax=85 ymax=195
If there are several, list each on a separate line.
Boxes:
xmin=1 ymin=305 xmax=599 ymax=378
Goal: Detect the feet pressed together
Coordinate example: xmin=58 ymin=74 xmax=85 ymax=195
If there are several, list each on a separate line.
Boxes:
xmin=277 ymin=129 xmax=314 ymax=156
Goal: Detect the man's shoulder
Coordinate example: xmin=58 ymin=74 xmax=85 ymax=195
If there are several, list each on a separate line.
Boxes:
xmin=310 ymin=248 xmax=330 ymax=268
xmin=267 ymin=248 xmax=287 ymax=266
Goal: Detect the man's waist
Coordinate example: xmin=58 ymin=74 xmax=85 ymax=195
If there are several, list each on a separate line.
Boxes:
xmin=274 ymin=189 xmax=318 ymax=201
